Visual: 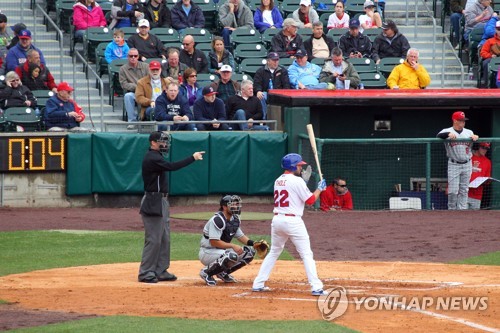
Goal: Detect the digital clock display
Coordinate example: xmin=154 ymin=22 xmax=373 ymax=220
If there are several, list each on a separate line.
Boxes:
xmin=0 ymin=136 xmax=66 ymax=172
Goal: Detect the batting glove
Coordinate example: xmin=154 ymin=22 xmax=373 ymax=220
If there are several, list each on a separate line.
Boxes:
xmin=317 ymin=179 xmax=327 ymax=192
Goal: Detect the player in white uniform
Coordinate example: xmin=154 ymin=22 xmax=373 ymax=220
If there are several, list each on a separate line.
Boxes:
xmin=437 ymin=111 xmax=479 ymax=210
xmin=252 ymin=153 xmax=327 ymax=296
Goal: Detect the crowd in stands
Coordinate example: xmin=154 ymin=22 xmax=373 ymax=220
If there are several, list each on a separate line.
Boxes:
xmin=6 ymin=0 xmax=500 ymax=132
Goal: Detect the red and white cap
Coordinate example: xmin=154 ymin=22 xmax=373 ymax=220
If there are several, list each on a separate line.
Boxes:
xmin=452 ymin=111 xmax=468 ymax=121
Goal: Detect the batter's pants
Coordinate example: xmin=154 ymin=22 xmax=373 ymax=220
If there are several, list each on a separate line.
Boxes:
xmin=447 ymin=160 xmax=472 ymax=210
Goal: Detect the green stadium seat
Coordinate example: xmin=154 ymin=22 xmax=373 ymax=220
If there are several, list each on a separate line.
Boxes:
xmin=468 ymin=26 xmax=485 ymax=72
xmin=4 ymin=107 xmax=41 ymax=132
xmin=297 ymin=28 xmax=313 ymax=40
xmin=233 ymin=43 xmax=267 ymax=64
xmin=345 ymin=0 xmax=366 ymax=17
xmin=95 ymin=42 xmax=109 ymax=77
xmin=358 ymin=72 xmax=387 ymax=89
xmin=311 ymin=57 xmax=326 ymax=66
xmin=84 ymin=27 xmax=113 ymax=63
xmin=262 ymin=28 xmax=281 ymax=50
xmin=181 ymin=28 xmax=213 ymax=43
xmin=327 ymin=28 xmax=349 ymax=43
xmin=348 ymin=57 xmax=378 ymax=73
xmin=151 ymin=28 xmax=180 ymax=44
xmin=238 ymin=58 xmax=267 ymax=78
xmin=363 ymin=28 xmax=383 ymax=42
xmin=377 ymin=57 xmax=404 ymax=78
xmin=230 ymin=27 xmax=263 ymax=50
xmin=486 ymin=57 xmax=500 ymax=88
xmin=108 ymin=59 xmax=128 ymax=106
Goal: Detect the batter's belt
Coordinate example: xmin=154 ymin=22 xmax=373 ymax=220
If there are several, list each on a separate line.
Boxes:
xmin=449 ymin=159 xmax=470 ymax=164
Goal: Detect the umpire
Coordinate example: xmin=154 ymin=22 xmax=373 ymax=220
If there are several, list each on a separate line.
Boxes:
xmin=138 ymin=131 xmax=205 ymax=283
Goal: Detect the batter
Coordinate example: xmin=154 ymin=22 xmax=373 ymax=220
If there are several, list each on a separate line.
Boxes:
xmin=252 ymin=153 xmax=327 ymax=296
xmin=437 ymin=111 xmax=479 ymax=210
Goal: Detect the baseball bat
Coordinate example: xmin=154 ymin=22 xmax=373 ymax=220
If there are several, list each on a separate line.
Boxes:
xmin=306 ymin=124 xmax=323 ymax=182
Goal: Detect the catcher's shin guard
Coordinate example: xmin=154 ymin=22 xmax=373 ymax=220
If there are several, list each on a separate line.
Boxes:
xmin=227 ymin=246 xmax=255 ymax=274
xmin=205 ymin=250 xmax=238 ymax=276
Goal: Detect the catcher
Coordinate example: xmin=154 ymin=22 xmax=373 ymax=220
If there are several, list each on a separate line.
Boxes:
xmin=199 ymin=195 xmax=269 ymax=286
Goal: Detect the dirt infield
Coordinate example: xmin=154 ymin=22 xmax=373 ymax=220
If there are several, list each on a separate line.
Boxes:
xmin=0 ymin=205 xmax=499 ymax=332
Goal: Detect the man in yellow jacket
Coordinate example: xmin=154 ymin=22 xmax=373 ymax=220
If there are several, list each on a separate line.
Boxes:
xmin=386 ymin=48 xmax=431 ymax=89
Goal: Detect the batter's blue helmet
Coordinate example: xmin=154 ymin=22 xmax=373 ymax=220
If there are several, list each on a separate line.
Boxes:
xmin=281 ymin=153 xmax=307 ymax=171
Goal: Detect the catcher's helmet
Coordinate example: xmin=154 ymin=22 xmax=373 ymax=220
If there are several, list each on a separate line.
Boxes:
xmin=281 ymin=153 xmax=307 ymax=171
xmin=149 ymin=131 xmax=171 ymax=153
xmin=220 ymin=195 xmax=242 ymax=216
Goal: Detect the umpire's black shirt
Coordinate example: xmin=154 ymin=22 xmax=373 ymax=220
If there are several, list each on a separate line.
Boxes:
xmin=142 ymin=149 xmax=195 ymax=193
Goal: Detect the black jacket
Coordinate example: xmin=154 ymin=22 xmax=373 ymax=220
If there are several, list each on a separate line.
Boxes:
xmin=271 ymin=31 xmax=304 ymax=58
xmin=303 ymin=33 xmax=336 ymax=61
xmin=0 ymin=85 xmax=37 ymax=109
xmin=254 ymin=64 xmax=291 ymax=93
xmin=110 ymin=0 xmax=146 ymax=28
xmin=143 ymin=1 xmax=172 ymax=28
xmin=170 ymin=1 xmax=205 ymax=30
xmin=338 ymin=31 xmax=373 ymax=59
xmin=372 ymin=32 xmax=411 ymax=62
xmin=179 ymin=48 xmax=209 ymax=73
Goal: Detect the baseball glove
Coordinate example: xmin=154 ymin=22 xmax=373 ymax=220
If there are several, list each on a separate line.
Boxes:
xmin=253 ymin=240 xmax=270 ymax=259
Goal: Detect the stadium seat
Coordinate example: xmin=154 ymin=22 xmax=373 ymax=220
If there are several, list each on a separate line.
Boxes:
xmin=121 ymin=27 xmax=140 ymax=39
xmin=297 ymin=28 xmax=313 ymax=40
xmin=231 ymin=73 xmax=251 ymax=82
xmin=280 ymin=0 xmax=302 ymax=17
xmin=238 ymin=58 xmax=267 ymax=78
xmin=108 ymin=59 xmax=128 ymax=105
xmin=377 ymin=57 xmax=404 ymax=78
xmin=311 ymin=57 xmax=326 ymax=66
xmin=358 ymin=72 xmax=387 ymax=89
xmin=56 ymin=0 xmax=75 ymax=33
xmin=233 ymin=43 xmax=267 ymax=64
xmin=349 ymin=57 xmax=377 ymax=73
xmin=345 ymin=0 xmax=366 ymax=17
xmin=319 ymin=12 xmax=331 ymax=29
xmin=327 ymin=28 xmax=349 ymax=44
xmin=196 ymin=42 xmax=213 ymax=55
xmin=468 ymin=26 xmax=485 ymax=72
xmin=95 ymin=42 xmax=109 ymax=77
xmin=151 ymin=28 xmax=180 ymax=44
xmin=279 ymin=57 xmax=294 ymax=67
xmin=83 ymin=28 xmax=113 ymax=63
xmin=181 ymin=28 xmax=213 ymax=43
xmin=196 ymin=73 xmax=218 ymax=85
xmin=262 ymin=28 xmax=281 ymax=50
xmin=0 ymin=110 xmax=7 ymax=132
xmin=486 ymin=57 xmax=500 ymax=88
xmin=195 ymin=2 xmax=219 ymax=34
xmin=230 ymin=27 xmax=263 ymax=50
xmin=3 ymin=107 xmax=41 ymax=132
xmin=363 ymin=28 xmax=382 ymax=42
xmin=31 ymin=90 xmax=54 ymax=109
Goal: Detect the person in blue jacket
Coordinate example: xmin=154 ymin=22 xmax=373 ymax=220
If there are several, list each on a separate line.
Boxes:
xmin=44 ymin=82 xmax=85 ymax=130
xmin=193 ymin=85 xmax=230 ymax=131
xmin=253 ymin=0 xmax=284 ymax=33
xmin=288 ymin=48 xmax=328 ymax=89
xmin=105 ymin=29 xmax=130 ymax=64
xmin=478 ymin=15 xmax=500 ymax=48
xmin=154 ymin=82 xmax=196 ymax=131
xmin=171 ymin=0 xmax=205 ymax=33
xmin=4 ymin=30 xmax=46 ymax=74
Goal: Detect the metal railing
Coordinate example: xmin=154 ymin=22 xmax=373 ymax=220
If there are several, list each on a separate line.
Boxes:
xmin=442 ymin=35 xmax=465 ymax=88
xmin=73 ymin=51 xmax=105 ymax=132
xmin=33 ymin=4 xmax=64 ymax=83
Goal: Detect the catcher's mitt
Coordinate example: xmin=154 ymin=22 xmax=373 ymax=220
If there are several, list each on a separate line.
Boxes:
xmin=253 ymin=240 xmax=270 ymax=259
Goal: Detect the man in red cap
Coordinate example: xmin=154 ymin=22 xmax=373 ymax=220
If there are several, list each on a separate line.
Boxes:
xmin=4 ymin=29 xmax=46 ymax=73
xmin=468 ymin=142 xmax=492 ymax=209
xmin=135 ymin=60 xmax=171 ymax=120
xmin=437 ymin=111 xmax=479 ymax=210
xmin=44 ymin=82 xmax=86 ymax=130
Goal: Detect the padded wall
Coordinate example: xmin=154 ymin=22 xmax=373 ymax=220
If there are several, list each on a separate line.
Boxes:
xmin=66 ymin=134 xmax=92 ymax=195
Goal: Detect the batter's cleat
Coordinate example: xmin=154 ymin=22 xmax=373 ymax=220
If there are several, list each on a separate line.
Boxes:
xmin=199 ymin=268 xmax=217 ymax=286
xmin=252 ymin=286 xmax=271 ymax=292
xmin=311 ymin=289 xmax=328 ymax=296
xmin=216 ymin=272 xmax=237 ymax=283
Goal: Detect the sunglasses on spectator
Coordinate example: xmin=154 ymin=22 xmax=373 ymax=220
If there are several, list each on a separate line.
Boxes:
xmin=182 ymin=42 xmax=192 ymax=46
xmin=337 ymin=184 xmax=347 ymax=187
xmin=128 ymin=54 xmax=139 ymax=58
xmin=189 ymin=74 xmax=197 ymax=77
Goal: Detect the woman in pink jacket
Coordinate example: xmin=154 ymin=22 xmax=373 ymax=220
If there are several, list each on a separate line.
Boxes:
xmin=73 ymin=0 xmax=107 ymax=39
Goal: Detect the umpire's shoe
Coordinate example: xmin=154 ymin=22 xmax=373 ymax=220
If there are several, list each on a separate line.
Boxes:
xmin=216 ymin=272 xmax=237 ymax=283
xmin=199 ymin=268 xmax=217 ymax=286
xmin=158 ymin=270 xmax=177 ymax=281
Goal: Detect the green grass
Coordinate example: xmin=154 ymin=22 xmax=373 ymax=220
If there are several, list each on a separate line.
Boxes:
xmin=450 ymin=251 xmax=500 ymax=266
xmin=0 ymin=230 xmax=289 ymax=276
xmin=7 ymin=316 xmax=358 ymax=333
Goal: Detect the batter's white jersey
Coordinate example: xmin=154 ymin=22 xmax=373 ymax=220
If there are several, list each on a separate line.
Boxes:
xmin=273 ymin=173 xmax=313 ymax=217
xmin=438 ymin=127 xmax=474 ymax=162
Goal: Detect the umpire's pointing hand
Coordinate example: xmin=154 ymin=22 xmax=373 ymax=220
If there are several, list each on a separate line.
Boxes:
xmin=193 ymin=151 xmax=205 ymax=160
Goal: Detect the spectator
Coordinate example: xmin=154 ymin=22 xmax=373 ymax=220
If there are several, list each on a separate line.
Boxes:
xmin=135 ymin=60 xmax=170 ymax=120
xmin=110 ymin=0 xmax=145 ymax=29
xmin=209 ymin=64 xmax=241 ymax=108
xmin=15 ymin=49 xmax=57 ymax=93
xmin=119 ymin=48 xmax=149 ymax=124
xmin=0 ymin=71 xmax=37 ymax=109
xmin=288 ymin=48 xmax=328 ymax=89
xmin=143 ymin=0 xmax=172 ymax=29
xmin=468 ymin=142 xmax=492 ymax=209
xmin=218 ymin=0 xmax=254 ymax=49
xmin=179 ymin=35 xmax=209 ymax=73
xmin=253 ymin=0 xmax=284 ymax=33
xmin=479 ymin=21 xmax=500 ymax=87
xmin=127 ymin=19 xmax=166 ymax=61
xmin=375 ymin=0 xmax=386 ymax=19
xmin=292 ymin=0 xmax=319 ymax=29
xmin=271 ymin=18 xmax=304 ymax=58
xmin=464 ymin=0 xmax=493 ymax=42
xmin=161 ymin=48 xmax=188 ymax=82
xmin=478 ymin=14 xmax=499 ymax=48
xmin=304 ymin=21 xmax=336 ymax=61
xmin=6 ymin=23 xmax=26 ymax=51
xmin=154 ymin=82 xmax=196 ymax=131
xmin=0 ymin=14 xmax=11 ymax=64
xmin=208 ymin=36 xmax=235 ymax=74
xmin=179 ymin=68 xmax=202 ymax=107
xmin=254 ymin=51 xmax=291 ymax=118
xmin=320 ymin=47 xmax=361 ymax=89
xmin=44 ymin=82 xmax=86 ymax=130
xmin=320 ymin=178 xmax=354 ymax=211
xmin=327 ymin=1 xmax=350 ymax=30
xmin=22 ymin=64 xmax=48 ymax=91
xmin=72 ymin=0 xmax=107 ymax=40
xmin=386 ymin=48 xmax=431 ymax=89
xmin=339 ymin=18 xmax=373 ymax=59
xmin=358 ymin=0 xmax=382 ymax=33
xmin=171 ymin=0 xmax=205 ymax=33
xmin=4 ymin=30 xmax=46 ymax=74
xmin=105 ymin=29 xmax=130 ymax=64
xmin=193 ymin=86 xmax=230 ymax=131
xmin=227 ymin=80 xmax=267 ymax=131
xmin=450 ymin=0 xmax=467 ymax=47
xmin=437 ymin=111 xmax=479 ymax=210
xmin=372 ymin=20 xmax=411 ymax=64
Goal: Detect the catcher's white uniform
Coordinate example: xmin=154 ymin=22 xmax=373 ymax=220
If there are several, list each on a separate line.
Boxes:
xmin=252 ymin=172 xmax=324 ymax=292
